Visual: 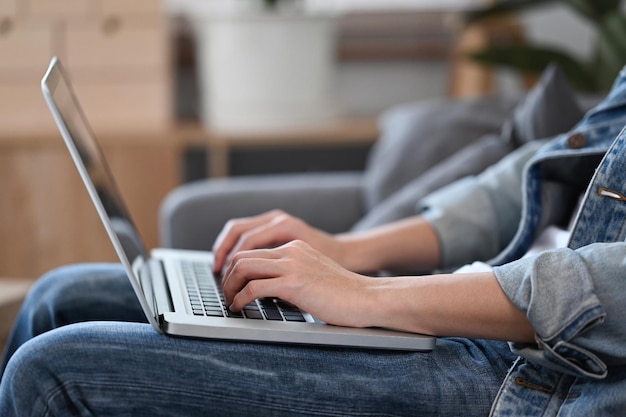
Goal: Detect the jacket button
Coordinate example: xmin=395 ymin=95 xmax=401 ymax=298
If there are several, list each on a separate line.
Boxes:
xmin=567 ymin=133 xmax=586 ymax=149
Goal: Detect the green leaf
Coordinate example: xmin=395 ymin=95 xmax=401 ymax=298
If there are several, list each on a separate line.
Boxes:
xmin=593 ymin=12 xmax=626 ymax=89
xmin=462 ymin=0 xmax=626 ymax=92
xmin=590 ymin=51 xmax=619 ymax=91
xmin=598 ymin=12 xmax=626 ymax=55
xmin=466 ymin=0 xmax=621 ymax=24
xmin=564 ymin=0 xmax=621 ymax=21
xmin=469 ymin=44 xmax=596 ymax=90
xmin=465 ymin=0 xmax=556 ymax=23
xmin=564 ymin=0 xmax=602 ymax=20
xmin=263 ymin=0 xmax=279 ymax=8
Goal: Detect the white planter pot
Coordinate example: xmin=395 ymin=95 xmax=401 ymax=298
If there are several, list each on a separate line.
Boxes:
xmin=195 ymin=10 xmax=338 ymax=132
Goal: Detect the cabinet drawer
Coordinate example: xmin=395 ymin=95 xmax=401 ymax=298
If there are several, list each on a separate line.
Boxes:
xmin=72 ymin=79 xmax=171 ymax=134
xmin=0 ymin=78 xmax=171 ymax=138
xmin=0 ymin=79 xmax=58 ymax=137
xmin=26 ymin=0 xmax=94 ymax=17
xmin=0 ymin=18 xmax=54 ymax=73
xmin=63 ymin=17 xmax=166 ymax=72
xmin=97 ymin=0 xmax=162 ymax=16
xmin=0 ymin=0 xmax=18 ymax=18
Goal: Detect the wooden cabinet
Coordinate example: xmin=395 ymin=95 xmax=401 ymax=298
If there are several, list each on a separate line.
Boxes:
xmin=0 ymin=134 xmax=182 ymax=280
xmin=64 ymin=17 xmax=166 ymax=73
xmin=97 ymin=0 xmax=162 ymax=16
xmin=0 ymin=81 xmax=58 ymax=136
xmin=0 ymin=16 xmax=58 ymax=136
xmin=0 ymin=17 xmax=53 ymax=71
xmin=70 ymin=80 xmax=171 ymax=135
xmin=0 ymin=0 xmax=18 ymax=16
xmin=26 ymin=0 xmax=95 ymax=16
xmin=0 ymin=0 xmax=174 ymax=280
xmin=0 ymin=0 xmax=171 ymax=136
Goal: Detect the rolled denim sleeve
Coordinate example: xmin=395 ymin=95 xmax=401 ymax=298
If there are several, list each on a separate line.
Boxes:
xmin=493 ymin=242 xmax=626 ymax=379
xmin=418 ymin=141 xmax=545 ymax=268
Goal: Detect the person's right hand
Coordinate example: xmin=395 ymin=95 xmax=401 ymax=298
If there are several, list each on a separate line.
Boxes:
xmin=212 ymin=210 xmax=345 ymax=274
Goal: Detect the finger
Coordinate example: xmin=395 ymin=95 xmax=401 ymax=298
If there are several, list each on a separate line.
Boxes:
xmin=224 ymin=222 xmax=295 ymax=270
xmin=212 ymin=211 xmax=283 ymax=272
xmin=229 ymin=277 xmax=289 ymax=312
xmin=222 ymin=255 xmax=284 ymax=304
xmin=221 ymin=248 xmax=282 ymax=286
xmin=222 ymin=214 xmax=303 ymax=271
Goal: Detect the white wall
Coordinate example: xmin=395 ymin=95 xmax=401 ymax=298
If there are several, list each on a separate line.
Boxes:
xmin=335 ymin=61 xmax=449 ymax=115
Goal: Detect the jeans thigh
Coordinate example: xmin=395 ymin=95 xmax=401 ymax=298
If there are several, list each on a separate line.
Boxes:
xmin=1 ymin=322 xmax=516 ymax=417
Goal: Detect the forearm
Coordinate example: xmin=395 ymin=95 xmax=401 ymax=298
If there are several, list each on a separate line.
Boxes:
xmin=336 ymin=217 xmax=441 ymax=273
xmin=364 ymin=272 xmax=535 ymax=343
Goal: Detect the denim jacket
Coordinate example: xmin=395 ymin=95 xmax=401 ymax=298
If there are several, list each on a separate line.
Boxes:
xmin=420 ymin=67 xmax=626 ymax=415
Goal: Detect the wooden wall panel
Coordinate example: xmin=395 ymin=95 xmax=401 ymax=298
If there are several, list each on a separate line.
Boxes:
xmin=0 ymin=142 xmax=181 ymax=280
xmin=0 ymin=146 xmax=114 ymax=277
xmin=103 ymin=144 xmax=182 ymax=254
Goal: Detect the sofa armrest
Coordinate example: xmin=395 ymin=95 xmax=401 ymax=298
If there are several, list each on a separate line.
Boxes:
xmin=159 ymin=172 xmax=365 ymax=250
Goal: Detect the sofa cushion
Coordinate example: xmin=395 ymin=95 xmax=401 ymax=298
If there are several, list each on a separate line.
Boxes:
xmin=503 ymin=63 xmax=584 ymax=146
xmin=353 ymin=133 xmax=514 ymax=231
xmin=357 ymin=64 xmax=584 ymax=229
xmin=363 ymin=96 xmax=518 ymax=210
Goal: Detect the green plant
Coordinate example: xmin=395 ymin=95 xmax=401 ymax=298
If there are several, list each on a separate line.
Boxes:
xmin=263 ymin=0 xmax=280 ymax=7
xmin=466 ymin=0 xmax=626 ymax=92
xmin=262 ymin=0 xmax=297 ymax=10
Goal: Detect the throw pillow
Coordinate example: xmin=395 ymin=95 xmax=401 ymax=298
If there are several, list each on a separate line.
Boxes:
xmin=363 ymin=96 xmax=518 ymax=210
xmin=353 ymin=133 xmax=514 ymax=231
xmin=503 ymin=63 xmax=584 ymax=146
xmin=359 ymin=63 xmax=584 ymax=229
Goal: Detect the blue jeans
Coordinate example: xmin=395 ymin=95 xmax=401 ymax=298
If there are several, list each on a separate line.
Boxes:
xmin=0 ymin=264 xmax=516 ymax=416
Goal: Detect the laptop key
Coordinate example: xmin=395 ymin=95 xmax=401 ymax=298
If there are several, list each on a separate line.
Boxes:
xmin=263 ymin=308 xmax=283 ymax=321
xmin=203 ymin=301 xmax=222 ymax=308
xmin=283 ymin=313 xmax=306 ymax=322
xmin=226 ymin=309 xmax=244 ymax=319
xmin=243 ymin=309 xmax=264 ymax=319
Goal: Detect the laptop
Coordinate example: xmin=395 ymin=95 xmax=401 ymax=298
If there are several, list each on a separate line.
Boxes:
xmin=41 ymin=56 xmax=435 ymax=351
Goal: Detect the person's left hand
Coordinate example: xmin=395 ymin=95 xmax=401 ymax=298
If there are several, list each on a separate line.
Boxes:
xmin=212 ymin=210 xmax=345 ymax=275
xmin=221 ymin=239 xmax=373 ymax=328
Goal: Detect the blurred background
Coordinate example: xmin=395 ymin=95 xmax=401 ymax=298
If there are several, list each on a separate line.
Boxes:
xmin=0 ymin=0 xmax=603 ymax=285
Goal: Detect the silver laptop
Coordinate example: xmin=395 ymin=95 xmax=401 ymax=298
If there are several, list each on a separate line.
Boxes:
xmin=41 ymin=57 xmax=435 ymax=351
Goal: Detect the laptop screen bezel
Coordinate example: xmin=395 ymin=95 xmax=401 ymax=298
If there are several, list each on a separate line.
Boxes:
xmin=41 ymin=56 xmax=162 ymax=331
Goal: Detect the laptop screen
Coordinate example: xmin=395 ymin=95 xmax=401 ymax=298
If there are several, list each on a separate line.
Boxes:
xmin=41 ymin=57 xmax=149 ymax=268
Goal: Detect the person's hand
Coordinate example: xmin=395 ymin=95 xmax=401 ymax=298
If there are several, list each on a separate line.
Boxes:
xmin=212 ymin=210 xmax=344 ymax=274
xmin=221 ymin=240 xmax=373 ymax=328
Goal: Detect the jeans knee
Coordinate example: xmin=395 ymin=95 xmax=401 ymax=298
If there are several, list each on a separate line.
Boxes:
xmin=25 ymin=263 xmax=125 ymax=327
xmin=1 ymin=323 xmax=114 ymax=416
xmin=22 ymin=265 xmax=91 ymax=332
xmin=0 ymin=335 xmax=58 ymax=415
xmin=28 ymin=263 xmax=117 ymax=304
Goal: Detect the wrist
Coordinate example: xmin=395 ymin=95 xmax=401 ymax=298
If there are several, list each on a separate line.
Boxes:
xmin=358 ymin=277 xmax=428 ymax=331
xmin=335 ymin=233 xmax=382 ymax=273
xmin=336 ymin=217 xmax=442 ymax=275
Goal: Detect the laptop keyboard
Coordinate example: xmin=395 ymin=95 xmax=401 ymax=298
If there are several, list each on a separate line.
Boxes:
xmin=181 ymin=260 xmax=306 ymax=322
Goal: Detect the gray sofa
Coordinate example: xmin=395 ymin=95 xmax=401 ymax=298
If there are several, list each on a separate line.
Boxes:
xmin=159 ymin=65 xmax=588 ymax=255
